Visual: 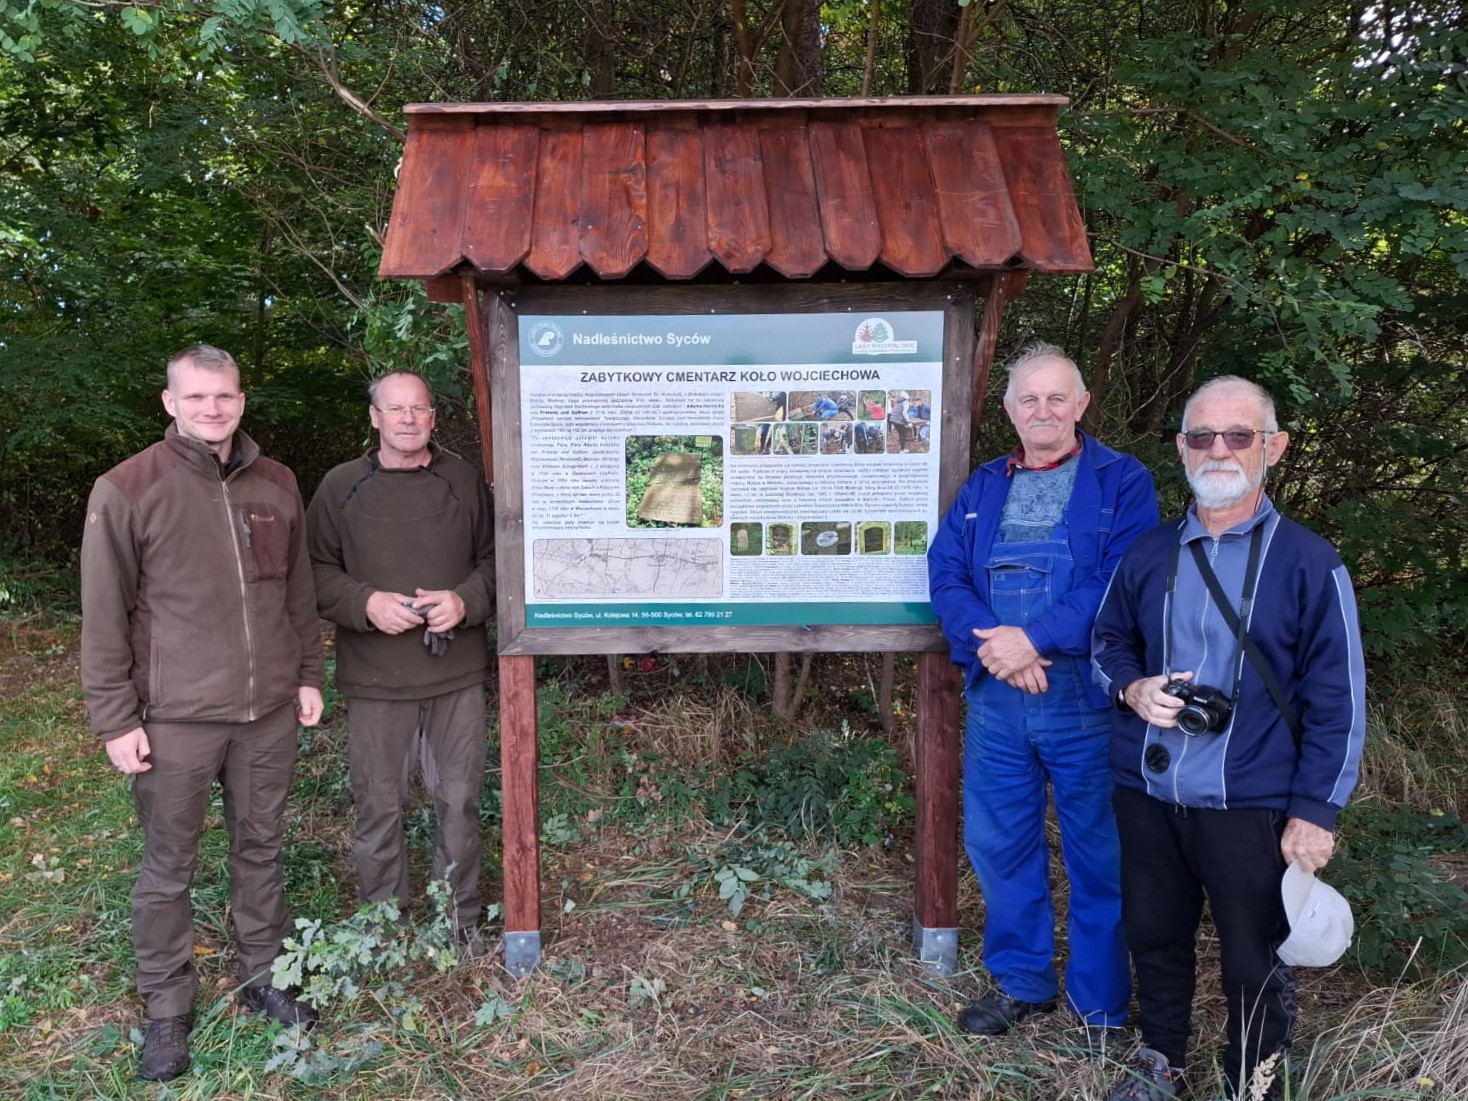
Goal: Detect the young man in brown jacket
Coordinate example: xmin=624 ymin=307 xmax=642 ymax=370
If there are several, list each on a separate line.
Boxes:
xmin=306 ymin=370 xmax=495 ymax=953
xmin=80 ymin=344 xmax=324 ymax=1081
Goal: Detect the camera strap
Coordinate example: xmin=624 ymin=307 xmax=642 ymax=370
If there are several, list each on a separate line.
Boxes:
xmin=1178 ymin=525 xmax=1304 ymax=746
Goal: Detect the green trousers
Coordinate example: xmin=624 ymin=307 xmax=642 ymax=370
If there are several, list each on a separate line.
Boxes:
xmin=131 ymin=702 xmax=298 ymax=1019
xmin=346 ymin=684 xmax=486 ymax=927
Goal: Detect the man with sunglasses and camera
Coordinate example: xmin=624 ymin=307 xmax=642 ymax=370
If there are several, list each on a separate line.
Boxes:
xmin=1092 ymin=376 xmax=1366 ymax=1101
xmin=307 ymin=370 xmax=495 ymax=954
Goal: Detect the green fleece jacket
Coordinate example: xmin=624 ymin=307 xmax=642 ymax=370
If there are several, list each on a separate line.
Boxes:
xmin=80 ymin=427 xmax=324 ymax=739
xmin=306 ymin=444 xmax=495 ymax=700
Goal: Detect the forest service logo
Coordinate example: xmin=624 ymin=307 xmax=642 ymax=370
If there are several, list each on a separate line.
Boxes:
xmin=528 ymin=320 xmax=564 ymax=357
xmin=852 ymin=317 xmax=917 ymax=355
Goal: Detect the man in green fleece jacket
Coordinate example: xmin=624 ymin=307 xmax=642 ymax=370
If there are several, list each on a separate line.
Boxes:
xmin=306 ymin=370 xmax=496 ymax=952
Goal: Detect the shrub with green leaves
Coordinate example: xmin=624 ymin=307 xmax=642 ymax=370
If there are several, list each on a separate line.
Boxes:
xmin=1331 ymin=803 xmax=1468 ymax=974
xmin=710 ymin=722 xmax=914 ymax=847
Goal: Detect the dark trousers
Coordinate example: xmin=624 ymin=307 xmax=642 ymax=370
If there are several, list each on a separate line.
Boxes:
xmin=346 ymin=685 xmax=486 ymax=927
xmin=132 ymin=703 xmax=298 ymax=1019
xmin=1112 ymin=786 xmax=1297 ymax=1098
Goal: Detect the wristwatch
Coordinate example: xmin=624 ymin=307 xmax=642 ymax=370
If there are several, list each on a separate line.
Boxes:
xmin=1114 ymin=686 xmax=1132 ymax=713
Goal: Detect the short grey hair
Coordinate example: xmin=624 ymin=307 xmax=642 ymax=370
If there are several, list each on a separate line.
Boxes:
xmin=167 ymin=344 xmax=238 ymax=389
xmin=367 ymin=369 xmax=435 ymax=405
xmin=1182 ymin=375 xmax=1279 ymax=432
xmin=1004 ymin=342 xmax=1087 ymax=403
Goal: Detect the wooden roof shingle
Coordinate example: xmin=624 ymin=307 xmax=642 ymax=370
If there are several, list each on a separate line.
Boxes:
xmin=378 ymin=97 xmax=1092 ymax=285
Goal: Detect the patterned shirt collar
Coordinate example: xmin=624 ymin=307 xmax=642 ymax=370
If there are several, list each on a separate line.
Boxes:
xmin=1005 ymin=435 xmax=1084 ymax=477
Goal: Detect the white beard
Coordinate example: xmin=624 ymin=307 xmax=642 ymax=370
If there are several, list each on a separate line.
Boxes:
xmin=1187 ymin=459 xmax=1262 ymax=509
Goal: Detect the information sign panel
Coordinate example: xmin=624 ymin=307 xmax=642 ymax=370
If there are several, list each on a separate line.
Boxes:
xmin=490 ymin=285 xmax=975 ymax=655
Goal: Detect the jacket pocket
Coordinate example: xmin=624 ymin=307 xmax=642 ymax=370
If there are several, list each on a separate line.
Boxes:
xmin=237 ymin=503 xmax=290 ymax=582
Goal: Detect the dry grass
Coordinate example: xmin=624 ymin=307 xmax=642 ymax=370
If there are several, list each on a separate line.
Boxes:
xmin=1357 ymin=686 xmax=1468 ymax=817
xmin=625 ymin=688 xmax=762 ymax=771
xmin=0 ymin=627 xmax=1463 ymax=1099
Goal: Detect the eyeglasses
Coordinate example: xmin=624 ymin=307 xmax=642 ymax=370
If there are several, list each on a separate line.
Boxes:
xmin=1182 ymin=429 xmax=1270 ymax=451
xmin=375 ymin=404 xmax=434 ymax=418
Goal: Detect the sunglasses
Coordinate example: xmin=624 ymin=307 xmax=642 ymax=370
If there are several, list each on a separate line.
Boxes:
xmin=1182 ymin=429 xmax=1270 ymax=451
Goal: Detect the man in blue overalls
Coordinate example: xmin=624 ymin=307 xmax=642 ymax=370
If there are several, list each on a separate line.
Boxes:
xmin=928 ymin=343 xmax=1158 ymax=1044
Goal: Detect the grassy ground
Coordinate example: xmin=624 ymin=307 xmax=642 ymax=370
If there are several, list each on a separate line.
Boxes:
xmin=0 ymin=614 xmax=1464 ymax=1099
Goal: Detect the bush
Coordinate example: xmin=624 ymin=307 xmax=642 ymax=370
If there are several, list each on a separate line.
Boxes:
xmin=710 ymin=723 xmax=914 ymax=847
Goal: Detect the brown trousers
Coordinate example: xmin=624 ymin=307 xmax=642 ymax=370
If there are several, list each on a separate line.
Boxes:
xmin=132 ymin=703 xmax=298 ymax=1019
xmin=346 ymin=684 xmax=486 ymax=927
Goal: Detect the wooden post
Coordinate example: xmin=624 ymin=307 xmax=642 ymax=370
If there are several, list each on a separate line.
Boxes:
xmin=970 ymin=270 xmax=1027 ymax=425
xmin=913 ymin=651 xmax=962 ymax=973
xmin=461 ymin=276 xmax=541 ymax=975
xmin=462 ymin=274 xmax=495 ymax=484
xmin=499 ymin=653 xmax=541 ymax=976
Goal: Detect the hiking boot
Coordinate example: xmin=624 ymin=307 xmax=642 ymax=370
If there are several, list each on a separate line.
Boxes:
xmin=1105 ymin=1046 xmax=1184 ymax=1101
xmin=238 ymin=984 xmax=318 ymax=1030
xmin=956 ymin=993 xmax=1057 ymax=1035
xmin=454 ymin=924 xmax=488 ymax=960
xmin=140 ymin=1014 xmax=192 ymax=1081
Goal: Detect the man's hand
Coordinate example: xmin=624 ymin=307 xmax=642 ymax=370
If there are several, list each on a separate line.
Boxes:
xmin=413 ymin=588 xmax=466 ymax=633
xmin=1123 ymin=671 xmax=1192 ymax=727
xmin=1282 ymin=818 xmax=1335 ymax=873
xmin=297 ymin=686 xmax=324 ymax=728
xmin=973 ymin=626 xmax=1040 ymax=680
xmin=106 ymin=727 xmax=152 ymax=774
xmin=1002 ymin=658 xmax=1052 ymax=695
xmin=366 ymin=590 xmax=426 ymax=635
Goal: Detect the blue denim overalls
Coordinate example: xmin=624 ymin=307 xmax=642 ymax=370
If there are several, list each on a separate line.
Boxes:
xmin=963 ymin=517 xmax=1130 ymax=1025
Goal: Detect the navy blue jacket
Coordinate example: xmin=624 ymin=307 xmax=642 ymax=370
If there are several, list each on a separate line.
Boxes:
xmin=927 ymin=431 xmax=1159 ymax=706
xmin=1091 ymin=500 xmax=1366 ymax=830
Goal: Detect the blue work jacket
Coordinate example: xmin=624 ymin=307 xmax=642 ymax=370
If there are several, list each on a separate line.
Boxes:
xmin=927 ymin=431 xmax=1159 ymax=708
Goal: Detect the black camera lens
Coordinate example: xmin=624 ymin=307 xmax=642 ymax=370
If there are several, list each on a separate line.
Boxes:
xmin=1176 ymin=705 xmax=1214 ymax=737
xmin=1162 ymin=679 xmax=1232 ymax=735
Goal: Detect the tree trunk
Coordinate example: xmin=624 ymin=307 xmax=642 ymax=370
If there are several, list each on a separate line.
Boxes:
xmin=730 ymin=0 xmax=757 ymax=96
xmin=860 ymin=0 xmax=882 ymax=96
xmin=585 ymin=2 xmax=618 ymax=96
xmin=771 ymin=650 xmax=813 ymax=722
xmin=877 ymin=651 xmax=897 ymax=734
xmin=906 ymin=0 xmax=961 ymax=94
xmin=774 ymin=0 xmax=822 ymax=97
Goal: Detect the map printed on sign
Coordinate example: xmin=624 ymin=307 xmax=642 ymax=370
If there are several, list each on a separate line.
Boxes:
xmin=517 ymin=311 xmax=945 ymax=628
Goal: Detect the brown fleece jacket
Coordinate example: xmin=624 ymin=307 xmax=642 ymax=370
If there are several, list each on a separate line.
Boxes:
xmin=80 ymin=426 xmax=324 ymax=739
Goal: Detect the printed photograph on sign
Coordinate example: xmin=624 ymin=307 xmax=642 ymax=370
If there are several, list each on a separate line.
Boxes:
xmin=791 ymin=390 xmax=856 ymax=422
xmin=893 ymin=521 xmax=929 ymax=555
xmin=771 ymin=423 xmax=817 ymax=456
xmin=858 ymin=390 xmax=888 ymax=420
xmin=853 ymin=422 xmax=886 ymax=454
xmin=730 ymin=522 xmax=763 ymax=556
xmin=625 ymin=435 xmax=724 ymax=528
xmin=858 ymin=521 xmax=891 ymax=555
xmin=802 ymin=521 xmax=852 ymax=556
xmin=765 ymin=522 xmax=796 ymax=556
xmin=820 ymin=423 xmax=853 ymax=455
xmin=886 ymin=389 xmax=932 ymax=454
xmin=729 ymin=391 xmax=788 ymax=422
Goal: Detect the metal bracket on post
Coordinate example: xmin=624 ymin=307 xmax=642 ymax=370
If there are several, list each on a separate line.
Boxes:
xmin=913 ymin=919 xmax=958 ymax=976
xmin=503 ymin=931 xmax=541 ymax=978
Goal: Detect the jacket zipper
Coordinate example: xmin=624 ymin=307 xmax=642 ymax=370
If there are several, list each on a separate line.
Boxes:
xmin=222 ymin=478 xmax=258 ymax=720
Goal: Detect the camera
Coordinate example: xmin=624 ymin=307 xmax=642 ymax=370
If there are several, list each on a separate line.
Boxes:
xmin=1162 ymin=679 xmax=1233 ymax=736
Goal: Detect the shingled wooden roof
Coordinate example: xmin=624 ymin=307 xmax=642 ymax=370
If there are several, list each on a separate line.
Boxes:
xmin=379 ymin=97 xmax=1092 ymax=286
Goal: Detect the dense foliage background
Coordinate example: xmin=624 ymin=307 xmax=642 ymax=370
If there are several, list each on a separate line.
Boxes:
xmin=2 ymin=0 xmax=1465 ymax=674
